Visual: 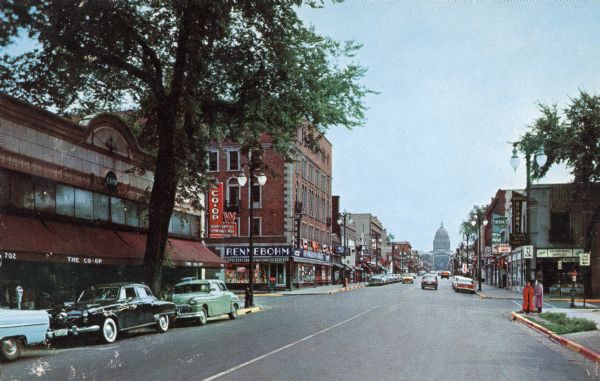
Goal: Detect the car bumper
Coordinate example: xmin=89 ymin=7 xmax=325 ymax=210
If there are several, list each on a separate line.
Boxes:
xmin=47 ymin=325 xmax=100 ymax=339
xmin=457 ymin=287 xmax=475 ymax=292
xmin=421 ymin=284 xmax=437 ymax=288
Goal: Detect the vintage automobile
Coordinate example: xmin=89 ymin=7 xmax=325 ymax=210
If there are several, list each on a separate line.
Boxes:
xmin=0 ymin=308 xmax=50 ymax=361
xmin=47 ymin=282 xmax=175 ymax=344
xmin=401 ymin=274 xmax=414 ymax=284
xmin=455 ymin=277 xmax=476 ymax=293
xmin=170 ymin=278 xmax=241 ymax=325
xmin=421 ymin=275 xmax=438 ymax=290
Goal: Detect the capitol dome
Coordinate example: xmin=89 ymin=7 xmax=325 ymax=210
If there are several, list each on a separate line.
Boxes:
xmin=433 ymin=222 xmax=450 ymax=252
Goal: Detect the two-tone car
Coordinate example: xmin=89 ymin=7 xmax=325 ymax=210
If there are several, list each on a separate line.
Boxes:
xmin=170 ymin=278 xmax=240 ymax=325
xmin=48 ymin=282 xmax=176 ymax=343
xmin=0 ymin=308 xmax=50 ymax=361
xmin=455 ymin=277 xmax=476 ymax=293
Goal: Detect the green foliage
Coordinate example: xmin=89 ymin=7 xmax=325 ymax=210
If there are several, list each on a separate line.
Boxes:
xmin=518 ymin=91 xmax=600 ymax=184
xmin=459 ymin=204 xmax=489 ymax=239
xmin=534 ymin=312 xmax=597 ymax=335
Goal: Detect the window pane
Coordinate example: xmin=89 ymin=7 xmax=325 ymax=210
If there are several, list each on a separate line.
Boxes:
xmin=252 ymin=218 xmax=260 ymax=235
xmin=251 ymin=183 xmax=260 ymax=203
xmin=140 ymin=205 xmax=149 ymax=229
xmin=180 ymin=213 xmax=191 ymax=236
xmin=111 ymin=197 xmax=126 ymax=225
xmin=208 ymin=151 xmax=218 ymax=171
xmin=124 ymin=199 xmax=139 ymax=227
xmin=75 ymin=189 xmax=93 ymax=219
xmin=10 ymin=173 xmax=34 ymax=209
xmin=191 ymin=216 xmax=200 ymax=238
xmin=169 ymin=212 xmax=182 ymax=235
xmin=93 ymin=193 xmax=109 ymax=221
xmin=56 ymin=184 xmax=75 ymax=216
xmin=228 ymin=151 xmax=239 ymax=170
xmin=34 ymin=179 xmax=55 ymax=212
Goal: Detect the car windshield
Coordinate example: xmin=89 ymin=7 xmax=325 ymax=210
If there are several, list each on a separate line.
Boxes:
xmin=173 ymin=283 xmax=210 ymax=294
xmin=423 ymin=276 xmax=436 ymax=280
xmin=78 ymin=287 xmax=120 ymax=303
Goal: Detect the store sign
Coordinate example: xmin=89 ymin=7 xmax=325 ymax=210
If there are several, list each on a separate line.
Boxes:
xmin=580 ymin=253 xmax=591 ymax=266
xmin=492 ymin=233 xmax=502 ymax=244
xmin=548 ymin=248 xmax=573 ymax=257
xmin=558 ymin=260 xmax=562 ymax=269
xmin=293 ymin=249 xmax=331 ymax=262
xmin=67 ymin=256 xmax=103 ymax=265
xmin=209 ymin=183 xmax=224 ymax=225
xmin=493 ymin=216 xmax=508 ymax=228
xmin=183 ymin=261 xmax=204 ymax=267
xmin=334 ymin=246 xmax=346 ymax=255
xmin=510 ymin=233 xmax=528 ymax=246
xmin=522 ymin=245 xmax=533 ymax=259
xmin=208 ymin=183 xmax=237 ymax=238
xmin=537 ymin=249 xmax=548 ymax=258
xmin=512 ymin=192 xmax=525 ymax=233
xmin=493 ymin=243 xmax=511 ymax=254
xmin=224 ymin=246 xmax=292 ymax=257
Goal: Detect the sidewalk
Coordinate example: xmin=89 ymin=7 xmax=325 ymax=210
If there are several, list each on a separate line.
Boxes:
xmin=476 ymin=284 xmax=600 ymax=304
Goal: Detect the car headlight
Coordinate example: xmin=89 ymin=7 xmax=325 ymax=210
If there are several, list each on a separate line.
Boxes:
xmin=82 ymin=310 xmax=89 ymax=323
xmin=189 ymin=298 xmax=196 ymax=305
xmin=58 ymin=312 xmax=68 ymax=323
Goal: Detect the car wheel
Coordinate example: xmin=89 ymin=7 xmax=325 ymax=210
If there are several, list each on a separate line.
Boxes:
xmin=101 ymin=317 xmax=118 ymax=343
xmin=1 ymin=338 xmax=22 ymax=361
xmin=156 ymin=314 xmax=169 ymax=333
xmin=197 ymin=307 xmax=208 ymax=326
xmin=228 ymin=304 xmax=238 ymax=320
xmin=434 ymin=286 xmax=438 ymax=290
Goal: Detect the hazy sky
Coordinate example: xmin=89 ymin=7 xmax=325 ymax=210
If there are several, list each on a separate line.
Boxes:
xmin=298 ymin=1 xmax=600 ymax=252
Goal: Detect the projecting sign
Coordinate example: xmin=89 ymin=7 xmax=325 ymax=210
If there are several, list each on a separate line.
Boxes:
xmin=492 ymin=233 xmax=502 ymax=244
xmin=493 ymin=243 xmax=511 ymax=254
xmin=492 ymin=216 xmax=508 ymax=228
xmin=558 ymin=260 xmax=562 ymax=270
xmin=580 ymin=253 xmax=591 ymax=266
xmin=522 ymin=245 xmax=533 ymax=259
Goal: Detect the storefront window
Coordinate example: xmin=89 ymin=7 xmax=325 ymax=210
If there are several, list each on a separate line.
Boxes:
xmin=298 ymin=264 xmax=315 ymax=283
xmin=111 ymin=197 xmax=126 ymax=225
xmin=93 ymin=193 xmax=109 ymax=221
xmin=10 ymin=173 xmax=34 ymax=209
xmin=56 ymin=184 xmax=75 ymax=216
xmin=34 ymin=179 xmax=55 ymax=212
xmin=124 ymin=199 xmax=139 ymax=227
xmin=75 ymin=188 xmax=93 ymax=219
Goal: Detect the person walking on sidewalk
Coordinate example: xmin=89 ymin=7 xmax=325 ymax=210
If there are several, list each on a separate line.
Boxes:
xmin=522 ymin=280 xmax=534 ymax=313
xmin=534 ymin=280 xmax=544 ymax=313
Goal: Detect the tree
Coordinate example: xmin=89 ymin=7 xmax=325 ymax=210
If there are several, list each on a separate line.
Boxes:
xmin=0 ymin=1 xmax=370 ymax=294
xmin=459 ymin=205 xmax=488 ymax=242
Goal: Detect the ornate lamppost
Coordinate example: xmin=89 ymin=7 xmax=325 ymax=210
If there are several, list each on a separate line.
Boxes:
xmin=236 ymin=152 xmax=267 ymax=308
xmin=337 ymin=211 xmax=352 ymax=287
xmin=471 ymin=214 xmax=489 ymax=291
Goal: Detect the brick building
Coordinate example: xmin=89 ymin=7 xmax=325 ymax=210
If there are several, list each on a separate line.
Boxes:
xmin=0 ymin=94 xmax=224 ymax=308
xmin=206 ymin=125 xmax=334 ymax=290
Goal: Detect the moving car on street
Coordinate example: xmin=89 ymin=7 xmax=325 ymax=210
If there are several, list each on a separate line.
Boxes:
xmin=401 ymin=274 xmax=414 ymax=284
xmin=440 ymin=271 xmax=450 ymax=279
xmin=455 ymin=277 xmax=476 ymax=293
xmin=421 ymin=275 xmax=438 ymax=290
xmin=171 ymin=278 xmax=240 ymax=325
xmin=0 ymin=308 xmax=49 ymax=361
xmin=48 ymin=282 xmax=176 ymax=344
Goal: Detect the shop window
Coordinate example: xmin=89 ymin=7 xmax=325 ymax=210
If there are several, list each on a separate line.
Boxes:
xmin=10 ymin=173 xmax=34 ymax=210
xmin=549 ymin=212 xmax=571 ymax=243
xmin=93 ymin=193 xmax=109 ymax=221
xmin=56 ymin=184 xmax=75 ymax=216
xmin=75 ymin=189 xmax=93 ymax=220
xmin=111 ymin=197 xmax=126 ymax=225
xmin=227 ymin=150 xmax=240 ymax=171
xmin=207 ymin=151 xmax=219 ymax=172
xmin=124 ymin=199 xmax=139 ymax=227
xmin=34 ymin=178 xmax=56 ymax=213
xmin=139 ymin=205 xmax=149 ymax=229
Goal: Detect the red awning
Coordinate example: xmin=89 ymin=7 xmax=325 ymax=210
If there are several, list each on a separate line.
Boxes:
xmin=0 ymin=214 xmax=225 ymax=267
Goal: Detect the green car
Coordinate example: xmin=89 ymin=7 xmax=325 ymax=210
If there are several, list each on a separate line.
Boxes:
xmin=170 ymin=279 xmax=241 ymax=325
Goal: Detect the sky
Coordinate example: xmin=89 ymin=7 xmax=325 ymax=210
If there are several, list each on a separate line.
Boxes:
xmin=298 ymin=1 xmax=600 ymax=252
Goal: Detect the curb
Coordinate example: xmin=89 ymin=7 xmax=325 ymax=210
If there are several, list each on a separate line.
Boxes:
xmin=327 ymin=285 xmax=366 ymax=294
xmin=476 ymin=291 xmax=515 ymax=300
xmin=237 ymin=306 xmax=262 ymax=316
xmin=511 ymin=311 xmax=600 ymax=364
xmin=254 ymin=293 xmax=284 ymax=297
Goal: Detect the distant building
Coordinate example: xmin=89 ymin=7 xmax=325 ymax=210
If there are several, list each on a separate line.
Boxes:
xmin=429 ymin=222 xmax=451 ymax=270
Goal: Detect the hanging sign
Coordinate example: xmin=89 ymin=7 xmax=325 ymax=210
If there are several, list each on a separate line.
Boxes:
xmin=580 ymin=253 xmax=591 ymax=266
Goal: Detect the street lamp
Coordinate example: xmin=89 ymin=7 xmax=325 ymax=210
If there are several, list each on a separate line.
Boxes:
xmin=510 ymin=142 xmax=547 ymax=284
xmin=372 ymin=234 xmax=383 ymax=274
xmin=337 ymin=211 xmax=352 ymax=287
xmin=236 ymin=153 xmax=267 ymax=308
xmin=470 ymin=215 xmax=489 ymax=291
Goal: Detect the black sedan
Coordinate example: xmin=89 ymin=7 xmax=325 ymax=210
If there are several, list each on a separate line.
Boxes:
xmin=48 ymin=282 xmax=176 ymax=343
xmin=421 ymin=275 xmax=438 ymax=290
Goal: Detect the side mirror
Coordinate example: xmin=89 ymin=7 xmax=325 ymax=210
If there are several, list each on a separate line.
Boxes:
xmin=127 ymin=297 xmax=133 ymax=302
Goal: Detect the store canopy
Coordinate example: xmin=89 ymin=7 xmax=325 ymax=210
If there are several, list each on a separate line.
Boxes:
xmin=0 ymin=214 xmax=225 ymax=267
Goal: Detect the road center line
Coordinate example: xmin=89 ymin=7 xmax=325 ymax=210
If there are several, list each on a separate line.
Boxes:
xmin=203 ymin=306 xmax=378 ymax=381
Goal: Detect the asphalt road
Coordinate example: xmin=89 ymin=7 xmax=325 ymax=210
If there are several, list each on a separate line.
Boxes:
xmin=2 ymin=279 xmax=598 ymax=381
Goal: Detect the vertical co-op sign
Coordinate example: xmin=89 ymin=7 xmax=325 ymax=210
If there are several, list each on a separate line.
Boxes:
xmin=208 ymin=183 xmax=237 ymax=238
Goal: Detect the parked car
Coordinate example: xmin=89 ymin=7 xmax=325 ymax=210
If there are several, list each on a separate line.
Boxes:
xmin=401 ymin=274 xmax=414 ymax=284
xmin=170 ymin=278 xmax=240 ymax=325
xmin=47 ymin=282 xmax=175 ymax=344
xmin=451 ymin=276 xmax=462 ymax=290
xmin=421 ymin=275 xmax=438 ymax=290
xmin=0 ymin=308 xmax=49 ymax=361
xmin=368 ymin=275 xmax=385 ymax=286
xmin=455 ymin=277 xmax=476 ymax=293
xmin=440 ymin=271 xmax=450 ymax=279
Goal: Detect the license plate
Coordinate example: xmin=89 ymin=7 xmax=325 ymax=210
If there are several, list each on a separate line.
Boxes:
xmin=54 ymin=328 xmax=69 ymax=337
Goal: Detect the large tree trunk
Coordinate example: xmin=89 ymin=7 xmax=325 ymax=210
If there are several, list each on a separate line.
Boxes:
xmin=143 ymin=103 xmax=178 ymax=295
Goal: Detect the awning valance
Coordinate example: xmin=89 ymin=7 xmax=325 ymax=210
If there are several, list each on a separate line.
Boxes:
xmin=0 ymin=214 xmax=225 ymax=267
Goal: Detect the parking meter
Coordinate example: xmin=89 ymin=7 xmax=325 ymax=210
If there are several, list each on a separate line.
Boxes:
xmin=16 ymin=286 xmax=23 ymax=310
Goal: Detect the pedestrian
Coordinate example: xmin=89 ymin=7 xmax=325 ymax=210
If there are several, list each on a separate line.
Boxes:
xmin=522 ymin=280 xmax=534 ymax=313
xmin=534 ymin=280 xmax=544 ymax=313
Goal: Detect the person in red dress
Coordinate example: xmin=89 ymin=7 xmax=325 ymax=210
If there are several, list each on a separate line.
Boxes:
xmin=522 ymin=280 xmax=534 ymax=313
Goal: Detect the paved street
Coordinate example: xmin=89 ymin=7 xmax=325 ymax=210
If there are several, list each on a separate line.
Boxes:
xmin=2 ymin=278 xmax=598 ymax=381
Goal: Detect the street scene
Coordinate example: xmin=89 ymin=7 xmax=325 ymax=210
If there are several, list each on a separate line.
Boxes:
xmin=2 ymin=279 xmax=598 ymax=381
xmin=2 ymin=1 xmax=600 ymax=380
